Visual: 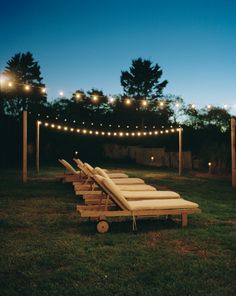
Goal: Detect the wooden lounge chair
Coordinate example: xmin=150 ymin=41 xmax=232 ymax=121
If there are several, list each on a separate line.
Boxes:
xmin=74 ymin=158 xmax=129 ymax=178
xmin=58 ymin=159 xmax=83 ymax=182
xmin=77 ymin=176 xmax=201 ymax=233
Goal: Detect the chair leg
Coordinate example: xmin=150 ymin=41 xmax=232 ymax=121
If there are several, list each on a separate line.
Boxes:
xmin=181 ymin=213 xmax=188 ymax=227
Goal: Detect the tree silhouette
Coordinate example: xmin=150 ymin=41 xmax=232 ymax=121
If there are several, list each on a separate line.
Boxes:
xmin=2 ymin=52 xmax=46 ymax=117
xmin=120 ymin=57 xmax=168 ymax=103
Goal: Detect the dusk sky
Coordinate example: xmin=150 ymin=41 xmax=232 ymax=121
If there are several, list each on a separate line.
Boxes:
xmin=1 ymin=0 xmax=236 ymax=113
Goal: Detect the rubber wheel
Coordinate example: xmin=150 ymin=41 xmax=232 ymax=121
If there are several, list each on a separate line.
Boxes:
xmin=97 ymin=220 xmax=109 ymax=233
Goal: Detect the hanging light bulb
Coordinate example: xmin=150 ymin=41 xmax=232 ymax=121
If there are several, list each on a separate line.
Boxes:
xmin=125 ymin=98 xmax=131 ymax=105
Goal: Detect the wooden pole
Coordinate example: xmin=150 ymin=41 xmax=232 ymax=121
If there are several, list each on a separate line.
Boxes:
xmin=178 ymin=127 xmax=183 ymax=176
xmin=231 ymin=118 xmax=236 ymax=187
xmin=23 ymin=111 xmax=27 ymax=183
xmin=36 ymin=121 xmax=40 ymax=174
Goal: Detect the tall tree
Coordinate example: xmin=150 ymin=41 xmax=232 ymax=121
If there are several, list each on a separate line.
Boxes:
xmin=2 ymin=52 xmax=46 ymax=117
xmin=120 ymin=57 xmax=168 ymax=102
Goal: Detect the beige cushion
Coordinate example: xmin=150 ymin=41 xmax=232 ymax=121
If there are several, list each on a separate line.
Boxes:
xmin=118 ymin=185 xmax=156 ymax=191
xmin=107 ymin=173 xmax=129 ymax=178
xmin=123 ymin=191 xmax=180 ymax=200
xmin=128 ymin=199 xmax=199 ymax=211
xmin=102 ymin=178 xmax=132 ymax=210
xmin=94 ymin=167 xmax=108 ymax=178
xmin=84 ymin=163 xmax=94 ymax=174
xmin=112 ymin=178 xmax=144 ymax=185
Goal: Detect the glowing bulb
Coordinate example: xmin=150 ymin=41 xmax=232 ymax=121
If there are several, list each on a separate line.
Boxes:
xmin=149 ymin=132 xmax=152 ymax=135
xmin=154 ymin=131 xmax=158 ymax=135
xmin=125 ymin=98 xmax=131 ymax=105
xmin=142 ymin=100 xmax=148 ymax=107
xmin=8 ymin=82 xmax=13 ymax=87
xmin=143 ymin=132 xmax=147 ymax=136
xmin=150 ymin=156 xmax=154 ymax=161
xmin=137 ymin=132 xmax=141 ymax=136
xmin=160 ymin=131 xmax=163 ymax=134
xmin=159 ymin=101 xmax=164 ymax=107
xmin=89 ymin=131 xmax=93 ymax=134
xmin=76 ymin=93 xmax=81 ymax=99
xmin=70 ymin=128 xmax=74 ymax=132
xmin=25 ymin=85 xmax=30 ymax=91
xmin=95 ymin=131 xmax=99 ymax=135
xmin=83 ymin=129 xmax=87 ymax=134
xmin=64 ymin=127 xmax=68 ymax=131
xmin=93 ymin=95 xmax=98 ymax=102
xmin=125 ymin=132 xmax=129 ymax=136
xmin=165 ymin=130 xmax=169 ymax=133
xmin=107 ymin=132 xmax=111 ymax=136
xmin=51 ymin=124 xmax=55 ymax=128
xmin=58 ymin=125 xmax=62 ymax=130
xmin=76 ymin=129 xmax=80 ymax=133
xmin=131 ymin=132 xmax=135 ymax=136
xmin=102 ymin=132 xmax=105 ymax=135
xmin=37 ymin=121 xmax=42 ymax=125
xmin=109 ymin=97 xmax=115 ymax=103
xmin=119 ymin=132 xmax=124 ymax=137
xmin=45 ymin=122 xmax=48 ymax=126
xmin=208 ymin=162 xmax=212 ymax=167
xmin=42 ymin=88 xmax=46 ymax=93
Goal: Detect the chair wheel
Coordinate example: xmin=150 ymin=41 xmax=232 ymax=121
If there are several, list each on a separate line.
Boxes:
xmin=97 ymin=220 xmax=109 ymax=233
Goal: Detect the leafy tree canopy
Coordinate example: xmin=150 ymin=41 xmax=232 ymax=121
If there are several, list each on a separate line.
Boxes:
xmin=120 ymin=57 xmax=168 ymax=102
xmin=2 ymin=52 xmax=46 ymax=117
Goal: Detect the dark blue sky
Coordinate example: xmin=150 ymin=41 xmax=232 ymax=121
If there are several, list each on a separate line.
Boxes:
xmin=0 ymin=0 xmax=235 ymax=112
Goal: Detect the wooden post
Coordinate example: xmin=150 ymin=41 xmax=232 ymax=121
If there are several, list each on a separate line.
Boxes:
xmin=178 ymin=127 xmax=183 ymax=176
xmin=23 ymin=111 xmax=27 ymax=183
xmin=231 ymin=118 xmax=236 ymax=187
xmin=36 ymin=121 xmax=40 ymax=174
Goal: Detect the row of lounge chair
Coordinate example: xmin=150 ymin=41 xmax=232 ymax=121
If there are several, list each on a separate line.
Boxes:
xmin=59 ymin=158 xmax=201 ymax=233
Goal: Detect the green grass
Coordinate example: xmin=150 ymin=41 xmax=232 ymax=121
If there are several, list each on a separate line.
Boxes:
xmin=0 ymin=166 xmax=236 ymax=296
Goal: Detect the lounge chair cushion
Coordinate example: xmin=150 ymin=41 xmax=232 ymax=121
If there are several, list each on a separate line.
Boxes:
xmin=118 ymin=185 xmax=156 ymax=191
xmin=128 ymin=199 xmax=199 ymax=211
xmin=123 ymin=191 xmax=180 ymax=200
xmin=102 ymin=178 xmax=132 ymax=210
xmin=112 ymin=178 xmax=145 ymax=185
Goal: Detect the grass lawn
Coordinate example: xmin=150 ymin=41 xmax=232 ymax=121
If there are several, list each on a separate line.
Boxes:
xmin=0 ymin=165 xmax=236 ymax=296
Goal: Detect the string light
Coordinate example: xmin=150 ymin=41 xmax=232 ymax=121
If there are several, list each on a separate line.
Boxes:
xmin=1 ymin=77 xmax=234 ymax=113
xmin=39 ymin=121 xmax=180 ymax=137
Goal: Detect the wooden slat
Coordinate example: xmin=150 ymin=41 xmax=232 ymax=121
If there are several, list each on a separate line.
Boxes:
xmin=75 ymin=190 xmax=102 ymax=196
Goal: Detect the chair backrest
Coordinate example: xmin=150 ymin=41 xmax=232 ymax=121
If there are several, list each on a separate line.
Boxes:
xmin=94 ymin=167 xmax=109 ymax=178
xmin=84 ymin=163 xmax=95 ymax=175
xmin=59 ymin=159 xmax=78 ymax=175
xmin=73 ymin=158 xmax=84 ymax=169
xmin=102 ymin=177 xmax=131 ymax=211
